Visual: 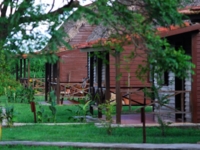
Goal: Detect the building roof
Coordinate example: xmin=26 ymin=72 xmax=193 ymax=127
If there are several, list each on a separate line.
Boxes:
xmin=56 ymin=19 xmax=111 ymax=54
xmin=71 ymin=22 xmax=200 ymax=50
xmin=179 ymin=0 xmax=200 ymax=15
xmin=57 ymin=1 xmax=200 ymax=53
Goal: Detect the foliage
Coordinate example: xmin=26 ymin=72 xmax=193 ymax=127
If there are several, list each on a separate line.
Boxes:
xmin=0 ymin=105 xmax=17 ymax=127
xmin=48 ymin=90 xmax=57 ymax=123
xmin=137 ymin=36 xmax=195 ymax=81
xmin=37 ymin=105 xmax=45 ymax=123
xmin=29 ymin=57 xmax=46 ymax=78
xmin=13 ymin=86 xmax=35 ymax=103
xmin=135 ymin=33 xmax=194 ymax=135
xmin=66 ymin=101 xmax=91 ymax=122
xmin=0 ymin=53 xmax=21 ymax=97
xmin=37 ymin=90 xmax=57 ymax=123
xmin=98 ymin=100 xmax=114 ymax=135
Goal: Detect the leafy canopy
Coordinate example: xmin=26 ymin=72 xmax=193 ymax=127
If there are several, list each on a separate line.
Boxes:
xmin=0 ymin=0 xmax=194 ymax=83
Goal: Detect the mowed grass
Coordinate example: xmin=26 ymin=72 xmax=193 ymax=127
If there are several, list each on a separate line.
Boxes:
xmin=1 ymin=124 xmax=200 ymax=143
xmin=0 ymin=95 xmax=79 ymax=123
xmin=0 ymin=95 xmax=200 ymax=144
xmin=0 ymin=145 xmax=90 ymax=150
xmin=0 ymin=95 xmax=153 ymax=123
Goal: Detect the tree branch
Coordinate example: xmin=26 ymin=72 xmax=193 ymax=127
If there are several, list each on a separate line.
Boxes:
xmin=16 ymin=0 xmax=79 ymax=25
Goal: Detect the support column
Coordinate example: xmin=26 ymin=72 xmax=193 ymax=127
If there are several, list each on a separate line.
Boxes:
xmin=105 ymin=52 xmax=110 ymax=101
xmin=20 ymin=59 xmax=22 ymax=79
xmin=45 ymin=63 xmax=49 ymax=102
xmin=97 ymin=54 xmax=102 ymax=118
xmin=115 ymin=51 xmax=121 ymax=124
xmin=89 ymin=52 xmax=94 ymax=115
xmin=23 ymin=59 xmax=26 ymax=78
xmin=16 ymin=60 xmax=19 ymax=81
xmin=27 ymin=59 xmax=30 ymax=87
xmin=56 ymin=60 xmax=60 ymax=104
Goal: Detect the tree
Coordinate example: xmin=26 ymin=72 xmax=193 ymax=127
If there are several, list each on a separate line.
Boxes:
xmin=0 ymin=0 xmax=193 ymax=88
xmin=0 ymin=0 xmax=191 ymax=58
xmin=0 ymin=0 xmax=79 ymax=58
xmin=0 ymin=0 xmax=194 ymax=85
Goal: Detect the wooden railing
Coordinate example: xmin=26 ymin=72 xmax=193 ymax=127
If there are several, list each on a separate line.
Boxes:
xmin=20 ymin=78 xmax=45 ymax=95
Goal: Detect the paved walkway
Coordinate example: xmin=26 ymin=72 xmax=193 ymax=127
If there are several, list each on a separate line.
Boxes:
xmin=0 ymin=141 xmax=199 ymax=149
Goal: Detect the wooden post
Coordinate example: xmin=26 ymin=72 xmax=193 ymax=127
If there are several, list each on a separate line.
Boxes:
xmin=23 ymin=59 xmax=26 ymax=78
xmin=115 ymin=51 xmax=121 ymax=124
xmin=56 ymin=60 xmax=60 ymax=105
xmin=181 ymin=91 xmax=184 ymax=122
xmin=141 ymin=107 xmax=146 ymax=143
xmin=97 ymin=55 xmax=102 ymax=118
xmin=105 ymin=52 xmax=110 ymax=101
xmin=49 ymin=63 xmax=52 ymax=87
xmin=53 ymin=63 xmax=57 ymax=82
xmin=45 ymin=63 xmax=48 ymax=102
xmin=89 ymin=52 xmax=94 ymax=88
xmin=20 ymin=59 xmax=22 ymax=79
xmin=16 ymin=61 xmax=19 ymax=81
xmin=89 ymin=52 xmax=94 ymax=115
xmin=30 ymin=102 xmax=37 ymax=123
xmin=27 ymin=59 xmax=30 ymax=87
xmin=128 ymin=73 xmax=131 ymax=111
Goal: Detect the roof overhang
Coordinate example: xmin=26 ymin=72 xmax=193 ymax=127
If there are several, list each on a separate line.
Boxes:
xmin=80 ymin=47 xmax=108 ymax=52
xmin=159 ymin=24 xmax=200 ymax=38
xmin=77 ymin=24 xmax=200 ymax=51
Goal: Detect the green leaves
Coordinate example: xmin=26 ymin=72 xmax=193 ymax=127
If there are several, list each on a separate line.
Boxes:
xmin=144 ymin=0 xmax=185 ymax=26
xmin=0 ymin=105 xmax=18 ymax=127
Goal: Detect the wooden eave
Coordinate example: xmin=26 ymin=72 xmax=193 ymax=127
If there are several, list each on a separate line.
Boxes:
xmin=80 ymin=47 xmax=108 ymax=52
xmin=159 ymin=24 xmax=200 ymax=38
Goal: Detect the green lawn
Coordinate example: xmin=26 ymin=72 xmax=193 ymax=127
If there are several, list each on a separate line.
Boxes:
xmin=1 ymin=124 xmax=200 ymax=143
xmin=0 ymin=95 xmax=152 ymax=123
xmin=0 ymin=145 xmax=90 ymax=150
xmin=0 ymin=95 xmax=199 ymax=145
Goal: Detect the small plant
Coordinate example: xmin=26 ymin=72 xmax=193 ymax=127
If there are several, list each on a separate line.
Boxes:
xmin=37 ymin=90 xmax=57 ymax=123
xmin=4 ymin=87 xmax=17 ymax=103
xmin=0 ymin=107 xmax=4 ymax=124
xmin=25 ymin=86 xmax=35 ymax=103
xmin=37 ymin=105 xmax=45 ymax=123
xmin=48 ymin=90 xmax=57 ymax=123
xmin=66 ymin=100 xmax=91 ymax=122
xmin=98 ymin=100 xmax=114 ymax=135
xmin=0 ymin=105 xmax=17 ymax=127
xmin=16 ymin=86 xmax=35 ymax=103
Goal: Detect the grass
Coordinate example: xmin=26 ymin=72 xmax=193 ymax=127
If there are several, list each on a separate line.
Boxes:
xmin=1 ymin=124 xmax=200 ymax=143
xmin=0 ymin=145 xmax=90 ymax=150
xmin=0 ymin=95 xmax=152 ymax=123
xmin=0 ymin=95 xmax=199 ymax=145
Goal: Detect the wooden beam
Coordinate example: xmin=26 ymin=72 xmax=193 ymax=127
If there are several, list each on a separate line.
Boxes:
xmin=89 ymin=52 xmax=94 ymax=87
xmin=97 ymin=55 xmax=102 ymax=88
xmin=97 ymin=55 xmax=103 ymax=118
xmin=53 ymin=63 xmax=57 ymax=82
xmin=20 ymin=59 xmax=22 ymax=78
xmin=80 ymin=47 xmax=105 ymax=52
xmin=16 ymin=60 xmax=19 ymax=81
xmin=191 ymin=32 xmax=198 ymax=123
xmin=105 ymin=52 xmax=110 ymax=101
xmin=45 ymin=63 xmax=48 ymax=102
xmin=89 ymin=52 xmax=94 ymax=115
xmin=23 ymin=59 xmax=26 ymax=78
xmin=115 ymin=51 xmax=121 ymax=124
xmin=56 ymin=60 xmax=60 ymax=105
xmin=159 ymin=24 xmax=200 ymax=38
xmin=27 ymin=59 xmax=30 ymax=87
xmin=49 ymin=63 xmax=52 ymax=86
